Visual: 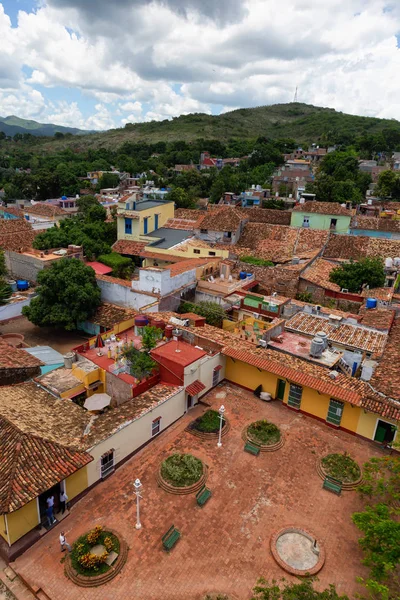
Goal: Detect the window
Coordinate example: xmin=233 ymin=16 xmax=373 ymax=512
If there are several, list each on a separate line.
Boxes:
xmin=193 ymin=249 xmax=200 ymax=254
xmin=287 ymin=384 xmax=302 ymax=409
xmin=302 ymin=216 xmax=310 ymax=227
xmin=224 ymin=231 xmax=232 ymax=238
xmin=152 ymin=417 xmax=161 ymax=437
xmin=125 ymin=218 xmax=132 ymax=234
xmin=154 ymin=214 xmax=159 ymax=230
xmin=212 ymin=367 xmax=220 ymax=387
xmin=330 ymin=218 xmax=337 ymax=230
xmin=200 ymin=228 xmax=208 ymax=234
xmin=326 ymin=399 xmax=344 ymax=426
xmin=144 ymin=217 xmax=149 ymax=234
xmin=101 ymin=450 xmax=114 ymax=479
xmin=208 ymin=251 xmax=216 ymax=256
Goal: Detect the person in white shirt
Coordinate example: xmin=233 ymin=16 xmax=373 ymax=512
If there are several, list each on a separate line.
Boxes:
xmin=59 ymin=491 xmax=68 ymax=514
xmin=46 ymin=495 xmax=55 ymax=524
xmin=59 ymin=531 xmax=71 ymax=553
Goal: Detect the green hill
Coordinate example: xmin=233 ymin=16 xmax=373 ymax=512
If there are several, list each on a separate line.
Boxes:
xmin=0 ymin=115 xmax=95 ymax=137
xmin=4 ymin=102 xmax=400 ymax=149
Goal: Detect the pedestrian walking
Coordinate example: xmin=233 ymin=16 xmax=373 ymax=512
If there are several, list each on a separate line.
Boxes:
xmin=59 ymin=490 xmax=69 ymax=514
xmin=46 ymin=495 xmax=56 ymax=524
xmin=59 ymin=531 xmax=71 ymax=553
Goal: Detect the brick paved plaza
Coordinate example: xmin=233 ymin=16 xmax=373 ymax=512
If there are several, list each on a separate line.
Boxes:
xmin=13 ymin=383 xmax=383 ymax=600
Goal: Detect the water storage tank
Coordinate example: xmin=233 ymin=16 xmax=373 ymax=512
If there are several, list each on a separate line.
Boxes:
xmin=134 ymin=315 xmax=149 ymax=327
xmin=165 ymin=325 xmax=174 ymax=339
xmin=366 ymin=298 xmax=377 ymax=310
xmin=17 ymin=280 xmax=29 ymax=291
xmin=310 ymin=336 xmax=324 ymax=358
xmin=316 ymin=331 xmax=328 ymax=349
xmin=64 ymin=352 xmax=75 ymax=369
xmin=239 ymin=271 xmax=247 ymax=280
xmin=385 ymin=257 xmax=393 ymax=269
xmin=7 ymin=280 xmax=17 ymax=292
xmin=246 ymin=273 xmax=253 ymax=278
xmin=151 ymin=318 xmax=165 ymax=331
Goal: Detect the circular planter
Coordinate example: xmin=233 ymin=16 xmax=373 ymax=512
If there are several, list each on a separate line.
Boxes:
xmin=157 ymin=460 xmax=208 ymax=495
xmin=64 ymin=529 xmax=128 ymax=587
xmin=241 ymin=422 xmax=284 ymax=452
xmin=186 ymin=415 xmax=231 ymax=440
xmin=316 ymin=455 xmax=363 ymax=490
xmin=270 ymin=526 xmax=325 ymax=576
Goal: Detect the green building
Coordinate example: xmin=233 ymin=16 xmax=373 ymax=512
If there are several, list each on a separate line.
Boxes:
xmin=291 ymin=201 xmax=352 ymax=233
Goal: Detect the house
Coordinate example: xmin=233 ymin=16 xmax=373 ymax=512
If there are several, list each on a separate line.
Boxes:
xmin=194 ymin=207 xmax=248 ymax=245
xmin=22 ymin=203 xmax=70 ymax=229
xmin=5 ymin=245 xmax=84 ymax=283
xmin=0 ymin=339 xmax=43 ymax=385
xmin=291 ymin=201 xmax=352 ymax=233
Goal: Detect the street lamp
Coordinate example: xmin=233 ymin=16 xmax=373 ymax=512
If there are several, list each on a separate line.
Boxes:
xmin=217 ymin=405 xmax=226 ymax=448
xmin=134 ymin=478 xmax=143 ymax=530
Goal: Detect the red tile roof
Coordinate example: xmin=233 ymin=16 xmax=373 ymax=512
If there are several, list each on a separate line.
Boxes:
xmin=24 ymin=203 xmax=68 ymax=217
xmin=96 ymin=273 xmax=133 ymax=288
xmin=0 ymin=219 xmax=37 ymax=252
xmin=195 ymin=207 xmax=246 ymax=232
xmin=165 ymin=218 xmax=197 ymax=230
xmin=151 ymin=340 xmax=206 ymax=367
xmin=186 ymin=380 xmax=206 ymax=396
xmin=167 ymin=258 xmax=218 ymax=276
xmin=0 ymin=339 xmax=43 ymax=371
xmin=371 ymin=318 xmax=400 ymax=400
xmin=293 ymin=201 xmax=352 ymax=216
xmin=112 ymin=240 xmax=147 ymax=255
xmin=300 ymin=259 xmax=340 ymax=292
xmin=0 ymin=416 xmax=93 ymax=513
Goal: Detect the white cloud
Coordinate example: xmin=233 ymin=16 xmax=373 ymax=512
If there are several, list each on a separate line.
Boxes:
xmin=1 ymin=0 xmax=400 ymax=127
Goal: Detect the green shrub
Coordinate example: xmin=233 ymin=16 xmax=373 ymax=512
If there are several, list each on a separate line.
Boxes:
xmin=161 ymin=453 xmax=203 ymax=487
xmin=247 ymin=420 xmax=281 ymax=445
xmin=322 ymin=453 xmax=361 ymax=483
xmin=194 ymin=409 xmax=221 ymax=433
xmin=241 ymin=256 xmax=274 ymax=267
xmin=98 ymin=252 xmax=133 ymax=278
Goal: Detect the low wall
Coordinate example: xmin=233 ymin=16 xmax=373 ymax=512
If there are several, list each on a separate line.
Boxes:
xmin=0 ymin=298 xmax=32 ymax=322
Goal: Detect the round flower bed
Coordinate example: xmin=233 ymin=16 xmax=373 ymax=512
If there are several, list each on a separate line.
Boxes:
xmin=242 ymin=419 xmax=284 ymax=452
xmin=187 ymin=409 xmax=230 ymax=440
xmin=317 ymin=453 xmax=362 ymax=490
xmin=65 ymin=526 xmax=128 ymax=587
xmin=157 ymin=453 xmax=207 ymax=495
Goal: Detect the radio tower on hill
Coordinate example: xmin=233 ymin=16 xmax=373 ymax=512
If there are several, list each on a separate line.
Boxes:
xmin=293 ymin=86 xmax=298 ymax=103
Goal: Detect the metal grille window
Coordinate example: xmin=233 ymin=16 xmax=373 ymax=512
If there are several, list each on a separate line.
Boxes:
xmin=326 ymin=399 xmax=344 ymax=426
xmin=212 ymin=368 xmax=220 ymax=387
xmin=101 ymin=450 xmax=114 ymax=479
xmin=152 ymin=417 xmax=161 ymax=437
xmin=287 ymin=384 xmax=302 ymax=409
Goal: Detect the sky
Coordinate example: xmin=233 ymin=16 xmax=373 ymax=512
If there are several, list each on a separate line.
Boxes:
xmin=1 ymin=0 xmax=400 ymax=131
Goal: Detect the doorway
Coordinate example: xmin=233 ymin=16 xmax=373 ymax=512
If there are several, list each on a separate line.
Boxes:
xmin=374 ymin=420 xmax=397 ymax=444
xmin=276 ymin=379 xmax=286 ymax=401
xmin=187 ymin=394 xmax=194 ymax=410
xmin=38 ymin=482 xmax=61 ymax=527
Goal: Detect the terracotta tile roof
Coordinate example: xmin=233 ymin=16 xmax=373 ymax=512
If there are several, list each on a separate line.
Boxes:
xmin=195 ymin=207 xmax=246 ymax=232
xmin=239 ymin=208 xmax=291 ymax=225
xmin=0 ymin=339 xmax=43 ymax=370
xmin=0 ymin=219 xmax=37 ymax=252
xmin=186 ymin=380 xmax=206 ymax=395
xmin=351 ymin=216 xmax=400 ymax=232
xmin=24 ymin=203 xmax=68 ymax=217
xmin=164 ymin=218 xmax=197 ymax=230
xmin=139 ymin=250 xmax=183 ymax=262
xmin=285 ymin=312 xmax=387 ymax=355
xmin=371 ymin=319 xmax=400 ymax=400
xmin=358 ymin=307 xmax=395 ymax=331
xmin=112 ymin=240 xmax=147 ymax=255
xmin=293 ymin=201 xmax=352 ymax=216
xmin=0 ymin=416 xmax=93 ymax=513
xmin=324 ymin=234 xmax=400 ymax=261
xmin=174 ymin=209 xmax=205 ymax=220
xmin=91 ymin=302 xmax=137 ymax=328
xmin=1 ymin=205 xmax=23 ymax=217
xmin=361 ymin=287 xmax=394 ymax=301
xmin=167 ymin=258 xmax=219 ymax=276
xmin=223 ymin=346 xmax=362 ymax=405
xmin=361 ymin=395 xmax=400 ymax=422
xmin=83 ymin=383 xmax=182 ymax=446
xmin=96 ymin=273 xmax=133 ymax=288
xmin=300 ymin=259 xmax=340 ymax=292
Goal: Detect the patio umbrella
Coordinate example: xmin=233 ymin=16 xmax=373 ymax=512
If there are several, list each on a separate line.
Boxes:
xmin=96 ymin=333 xmax=105 ymax=348
xmin=84 ymin=393 xmax=111 ymax=411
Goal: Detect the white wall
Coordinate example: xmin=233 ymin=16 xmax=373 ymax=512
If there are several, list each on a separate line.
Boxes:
xmin=132 ymin=267 xmax=196 ymax=296
xmin=97 ymin=278 xmax=156 ymax=310
xmin=86 ymin=387 xmax=185 ymax=486
xmin=183 ymin=352 xmax=226 ymax=396
xmin=0 ymin=297 xmax=32 ymax=322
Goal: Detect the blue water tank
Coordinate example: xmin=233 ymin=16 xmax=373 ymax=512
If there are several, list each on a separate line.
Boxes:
xmin=366 ymin=298 xmax=377 ymax=309
xmin=247 ymin=273 xmax=253 ymax=278
xmin=17 ymin=280 xmax=29 ymax=291
xmin=239 ymin=271 xmax=247 ymax=280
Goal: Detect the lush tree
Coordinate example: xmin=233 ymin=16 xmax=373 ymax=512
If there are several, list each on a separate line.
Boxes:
xmin=85 ymin=203 xmax=107 ymax=223
xmin=251 ymin=577 xmax=349 ymax=600
xmin=329 ymin=257 xmax=385 ymax=293
xmin=179 ymin=300 xmax=227 ymax=327
xmin=352 ymin=504 xmax=400 ymax=582
xmin=359 ymin=456 xmax=400 ymax=510
xmin=141 ymin=325 xmax=160 ymax=352
xmin=0 ymin=250 xmax=8 ymax=277
xmin=22 ymin=258 xmax=101 ymax=330
xmin=209 ymin=179 xmax=226 ymax=204
xmin=376 ymin=171 xmax=400 ymax=199
xmin=122 ymin=347 xmax=157 ymax=380
xmin=98 ymin=172 xmax=120 ymax=189
xmin=0 ymin=280 xmax=12 ymax=305
xmin=166 ymin=186 xmax=195 ymax=209
xmin=76 ymin=195 xmax=100 ymax=214
xmin=98 ymin=252 xmax=133 ymax=278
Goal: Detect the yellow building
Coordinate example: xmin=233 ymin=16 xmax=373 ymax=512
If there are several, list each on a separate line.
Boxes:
xmin=116 ymin=193 xmax=175 ymax=242
xmin=223 ymin=345 xmax=399 ymax=444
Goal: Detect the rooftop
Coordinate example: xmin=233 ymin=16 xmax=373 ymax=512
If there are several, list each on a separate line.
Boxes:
xmin=167 ymin=257 xmax=218 ymax=277
xmin=268 ymin=330 xmax=342 ymax=368
xmin=300 ymin=258 xmax=340 ymax=292
xmin=285 ymin=312 xmax=387 ymax=355
xmin=24 ymin=345 xmax=64 ymax=366
xmin=112 ymin=240 xmax=147 ymax=255
xmin=324 ymin=234 xmax=400 ymax=260
xmin=164 ymin=218 xmax=197 ymax=230
xmin=293 ymin=201 xmax=352 ymax=216
xmin=86 ymin=261 xmax=113 ymax=275
xmin=90 ymin=302 xmax=137 ymax=329
xmin=0 ymin=219 xmax=38 ymax=252
xmin=145 ymin=227 xmax=193 ymax=249
xmin=0 ymin=339 xmax=43 ymax=370
xmin=151 ymin=340 xmax=206 ymax=367
xmin=371 ymin=318 xmax=400 ymax=400
xmin=36 ymin=366 xmax=85 ymax=395
xmin=133 ymin=200 xmax=173 ymax=211
xmin=358 ymin=307 xmax=396 ymax=331
xmin=195 ymin=207 xmax=245 ymax=232
xmin=23 ymin=203 xmax=68 ymax=217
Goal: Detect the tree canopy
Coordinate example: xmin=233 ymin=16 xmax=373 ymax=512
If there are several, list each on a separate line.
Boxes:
xmin=22 ymin=258 xmax=101 ymax=330
xmin=251 ymin=577 xmax=349 ymax=600
xmin=179 ymin=300 xmax=227 ymax=327
xmin=329 ymin=257 xmax=385 ymax=293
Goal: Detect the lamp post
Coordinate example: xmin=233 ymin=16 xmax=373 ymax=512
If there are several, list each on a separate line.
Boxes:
xmin=217 ymin=405 xmax=226 ymax=448
xmin=134 ymin=478 xmax=142 ymax=530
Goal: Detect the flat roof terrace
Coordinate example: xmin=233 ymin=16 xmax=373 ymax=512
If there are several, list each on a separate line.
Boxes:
xmin=145 ymin=227 xmax=193 ymax=249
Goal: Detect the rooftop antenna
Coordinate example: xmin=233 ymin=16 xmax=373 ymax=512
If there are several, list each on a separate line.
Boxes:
xmin=293 ymin=86 xmax=298 ymax=103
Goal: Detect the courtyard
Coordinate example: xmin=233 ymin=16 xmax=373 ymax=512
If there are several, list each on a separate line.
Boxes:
xmin=13 ymin=383 xmax=383 ymax=600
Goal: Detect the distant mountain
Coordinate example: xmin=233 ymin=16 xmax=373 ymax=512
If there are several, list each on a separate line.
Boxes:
xmin=0 ymin=115 xmax=96 ymax=137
